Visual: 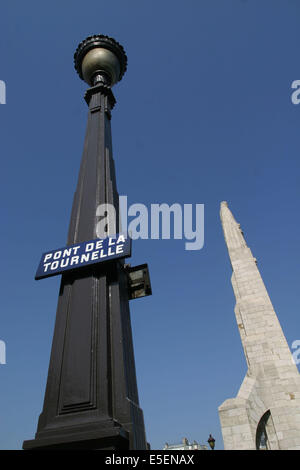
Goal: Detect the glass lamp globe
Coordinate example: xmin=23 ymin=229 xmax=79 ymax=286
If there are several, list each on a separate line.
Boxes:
xmin=74 ymin=34 xmax=127 ymax=87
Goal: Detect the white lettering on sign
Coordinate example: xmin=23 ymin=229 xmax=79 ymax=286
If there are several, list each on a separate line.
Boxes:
xmin=37 ymin=235 xmax=129 ymax=279
xmin=43 ymin=245 xmax=81 ymax=263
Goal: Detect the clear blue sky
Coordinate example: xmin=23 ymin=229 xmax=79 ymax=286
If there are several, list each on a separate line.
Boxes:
xmin=0 ymin=0 xmax=299 ymax=450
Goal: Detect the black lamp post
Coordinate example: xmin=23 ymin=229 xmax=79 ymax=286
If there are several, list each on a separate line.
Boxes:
xmin=23 ymin=35 xmax=150 ymax=450
xmin=207 ymin=434 xmax=215 ymax=450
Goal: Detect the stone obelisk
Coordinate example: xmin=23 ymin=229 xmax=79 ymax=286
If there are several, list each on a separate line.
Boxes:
xmin=218 ymin=201 xmax=300 ymax=450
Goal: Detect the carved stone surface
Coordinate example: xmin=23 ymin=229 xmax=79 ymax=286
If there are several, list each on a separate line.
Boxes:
xmin=219 ymin=202 xmax=300 ymax=450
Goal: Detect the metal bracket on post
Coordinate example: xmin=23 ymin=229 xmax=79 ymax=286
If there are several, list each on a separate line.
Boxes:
xmin=124 ymin=264 xmax=152 ymax=300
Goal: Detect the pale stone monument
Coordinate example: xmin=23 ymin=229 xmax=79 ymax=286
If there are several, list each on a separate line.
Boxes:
xmin=218 ymin=201 xmax=300 ymax=450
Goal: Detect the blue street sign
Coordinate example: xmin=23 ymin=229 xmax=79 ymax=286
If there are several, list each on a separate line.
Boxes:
xmin=35 ymin=233 xmax=131 ymax=280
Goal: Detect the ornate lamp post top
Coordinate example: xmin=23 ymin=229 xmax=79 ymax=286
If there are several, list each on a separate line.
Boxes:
xmin=74 ymin=34 xmax=128 ymax=87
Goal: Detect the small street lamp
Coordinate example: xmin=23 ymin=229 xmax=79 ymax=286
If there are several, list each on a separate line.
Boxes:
xmin=207 ymin=434 xmax=216 ymax=450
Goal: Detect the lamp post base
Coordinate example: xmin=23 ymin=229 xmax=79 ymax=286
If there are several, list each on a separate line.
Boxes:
xmin=23 ymin=420 xmax=129 ymax=450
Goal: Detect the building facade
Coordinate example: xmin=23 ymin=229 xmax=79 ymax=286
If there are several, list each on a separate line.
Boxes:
xmin=163 ymin=438 xmax=207 ymax=450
